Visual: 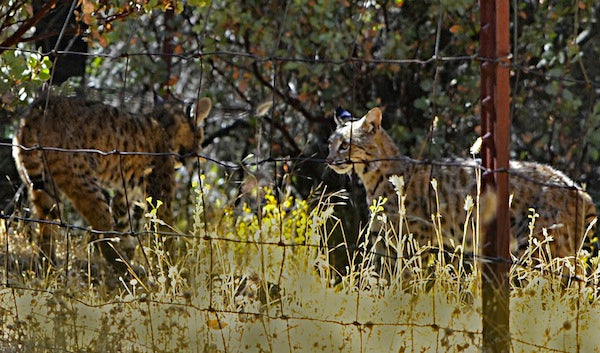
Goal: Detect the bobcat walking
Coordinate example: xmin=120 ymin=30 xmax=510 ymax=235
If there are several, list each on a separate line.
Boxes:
xmin=327 ymin=107 xmax=596 ymax=272
xmin=13 ymin=95 xmax=212 ymax=274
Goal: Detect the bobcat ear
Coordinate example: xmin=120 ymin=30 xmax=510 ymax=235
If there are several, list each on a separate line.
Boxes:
xmin=363 ymin=107 xmax=382 ymax=130
xmin=195 ymin=97 xmax=212 ymax=123
xmin=153 ymin=90 xmax=165 ymax=107
xmin=335 ymin=107 xmax=352 ymax=126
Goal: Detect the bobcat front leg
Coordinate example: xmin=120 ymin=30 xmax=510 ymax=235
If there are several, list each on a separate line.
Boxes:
xmin=28 ymin=180 xmax=61 ymax=266
xmin=110 ymin=189 xmax=138 ymax=260
xmin=53 ymin=155 xmax=130 ymax=275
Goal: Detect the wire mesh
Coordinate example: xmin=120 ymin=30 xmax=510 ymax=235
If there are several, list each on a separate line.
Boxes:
xmin=0 ymin=1 xmax=599 ymax=352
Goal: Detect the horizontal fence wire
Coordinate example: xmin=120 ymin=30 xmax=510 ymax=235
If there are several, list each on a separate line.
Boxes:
xmin=0 ymin=283 xmax=486 ymax=348
xmin=1 ymin=141 xmax=596 ymax=283
xmin=3 ymin=141 xmax=589 ymax=190
xmin=2 ymin=46 xmax=599 ymax=88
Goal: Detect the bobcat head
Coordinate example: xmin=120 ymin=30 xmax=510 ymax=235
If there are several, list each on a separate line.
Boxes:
xmin=154 ymin=97 xmax=212 ymax=156
xmin=327 ymin=107 xmax=384 ymax=174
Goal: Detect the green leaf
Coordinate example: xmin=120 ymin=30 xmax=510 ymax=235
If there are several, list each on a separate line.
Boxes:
xmin=544 ymin=81 xmax=559 ymax=96
xmin=414 ymin=97 xmax=430 ymax=111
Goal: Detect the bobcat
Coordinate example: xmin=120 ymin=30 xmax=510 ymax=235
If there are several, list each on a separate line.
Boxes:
xmin=327 ymin=107 xmax=597 ymax=273
xmin=13 ymin=95 xmax=212 ymax=274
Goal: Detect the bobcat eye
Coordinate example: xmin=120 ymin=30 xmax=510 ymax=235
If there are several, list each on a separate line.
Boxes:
xmin=339 ymin=141 xmax=350 ymax=151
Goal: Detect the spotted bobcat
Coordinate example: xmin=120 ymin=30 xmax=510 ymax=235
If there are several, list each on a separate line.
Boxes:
xmin=13 ymin=95 xmax=212 ymax=273
xmin=327 ymin=107 xmax=596 ymax=271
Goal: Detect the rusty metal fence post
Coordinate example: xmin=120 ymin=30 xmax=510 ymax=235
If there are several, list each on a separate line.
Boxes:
xmin=480 ymin=0 xmax=511 ymax=352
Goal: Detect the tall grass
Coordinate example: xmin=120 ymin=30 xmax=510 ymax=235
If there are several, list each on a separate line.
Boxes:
xmin=1 ymin=172 xmax=600 ymax=352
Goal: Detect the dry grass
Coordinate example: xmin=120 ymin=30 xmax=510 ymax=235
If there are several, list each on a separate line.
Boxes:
xmin=1 ymin=172 xmax=600 ymax=352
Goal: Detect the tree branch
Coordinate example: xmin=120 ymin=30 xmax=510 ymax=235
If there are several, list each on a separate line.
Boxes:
xmin=202 ymin=119 xmax=251 ymax=148
xmin=15 ymin=27 xmax=81 ymax=45
xmin=249 ymin=60 xmax=321 ymax=123
xmin=0 ymin=0 xmax=58 ymax=53
xmin=212 ymin=60 xmax=302 ymax=155
xmin=242 ymin=32 xmax=321 ymax=123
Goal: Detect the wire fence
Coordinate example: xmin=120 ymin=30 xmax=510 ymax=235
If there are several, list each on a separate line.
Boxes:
xmin=1 ymin=139 xmax=598 ymax=351
xmin=2 ymin=141 xmax=596 ymax=264
xmin=1 ymin=1 xmax=599 ymax=352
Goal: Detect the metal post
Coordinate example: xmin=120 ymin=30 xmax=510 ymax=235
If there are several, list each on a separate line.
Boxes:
xmin=480 ymin=0 xmax=511 ymax=352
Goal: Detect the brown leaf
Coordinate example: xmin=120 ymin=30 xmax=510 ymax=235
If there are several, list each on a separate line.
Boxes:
xmin=297 ymin=92 xmax=309 ymax=103
xmin=97 ymin=35 xmax=108 ymax=48
xmin=167 ymin=76 xmax=179 ymax=86
xmin=91 ymin=29 xmax=108 ymax=48
xmin=83 ymin=13 xmax=94 ymax=25
xmin=449 ymin=25 xmax=462 ymax=34
xmin=238 ymin=79 xmax=248 ymax=93
xmin=208 ymin=319 xmax=227 ymax=330
xmin=82 ymin=0 xmax=95 ymax=15
xmin=24 ymin=4 xmax=34 ymax=16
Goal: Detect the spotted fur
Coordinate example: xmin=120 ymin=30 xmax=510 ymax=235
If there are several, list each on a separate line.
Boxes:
xmin=13 ymin=95 xmax=211 ymax=273
xmin=328 ymin=107 xmax=596 ymax=268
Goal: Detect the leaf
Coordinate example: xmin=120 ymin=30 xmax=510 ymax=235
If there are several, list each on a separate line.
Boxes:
xmin=97 ymin=33 xmax=108 ymax=48
xmin=189 ymin=0 xmax=210 ymax=7
xmin=297 ymin=92 xmax=309 ymax=103
xmin=168 ymin=76 xmax=179 ymax=86
xmin=544 ymin=81 xmax=559 ymax=96
xmin=414 ymin=97 xmax=430 ymax=111
xmin=449 ymin=25 xmax=462 ymax=34
xmin=83 ymin=13 xmax=94 ymax=25
xmin=208 ymin=318 xmax=227 ymax=330
xmin=38 ymin=70 xmax=50 ymax=81
xmin=238 ymin=79 xmax=248 ymax=93
xmin=256 ymin=100 xmax=273 ymax=116
xmin=82 ymin=0 xmax=95 ymax=15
